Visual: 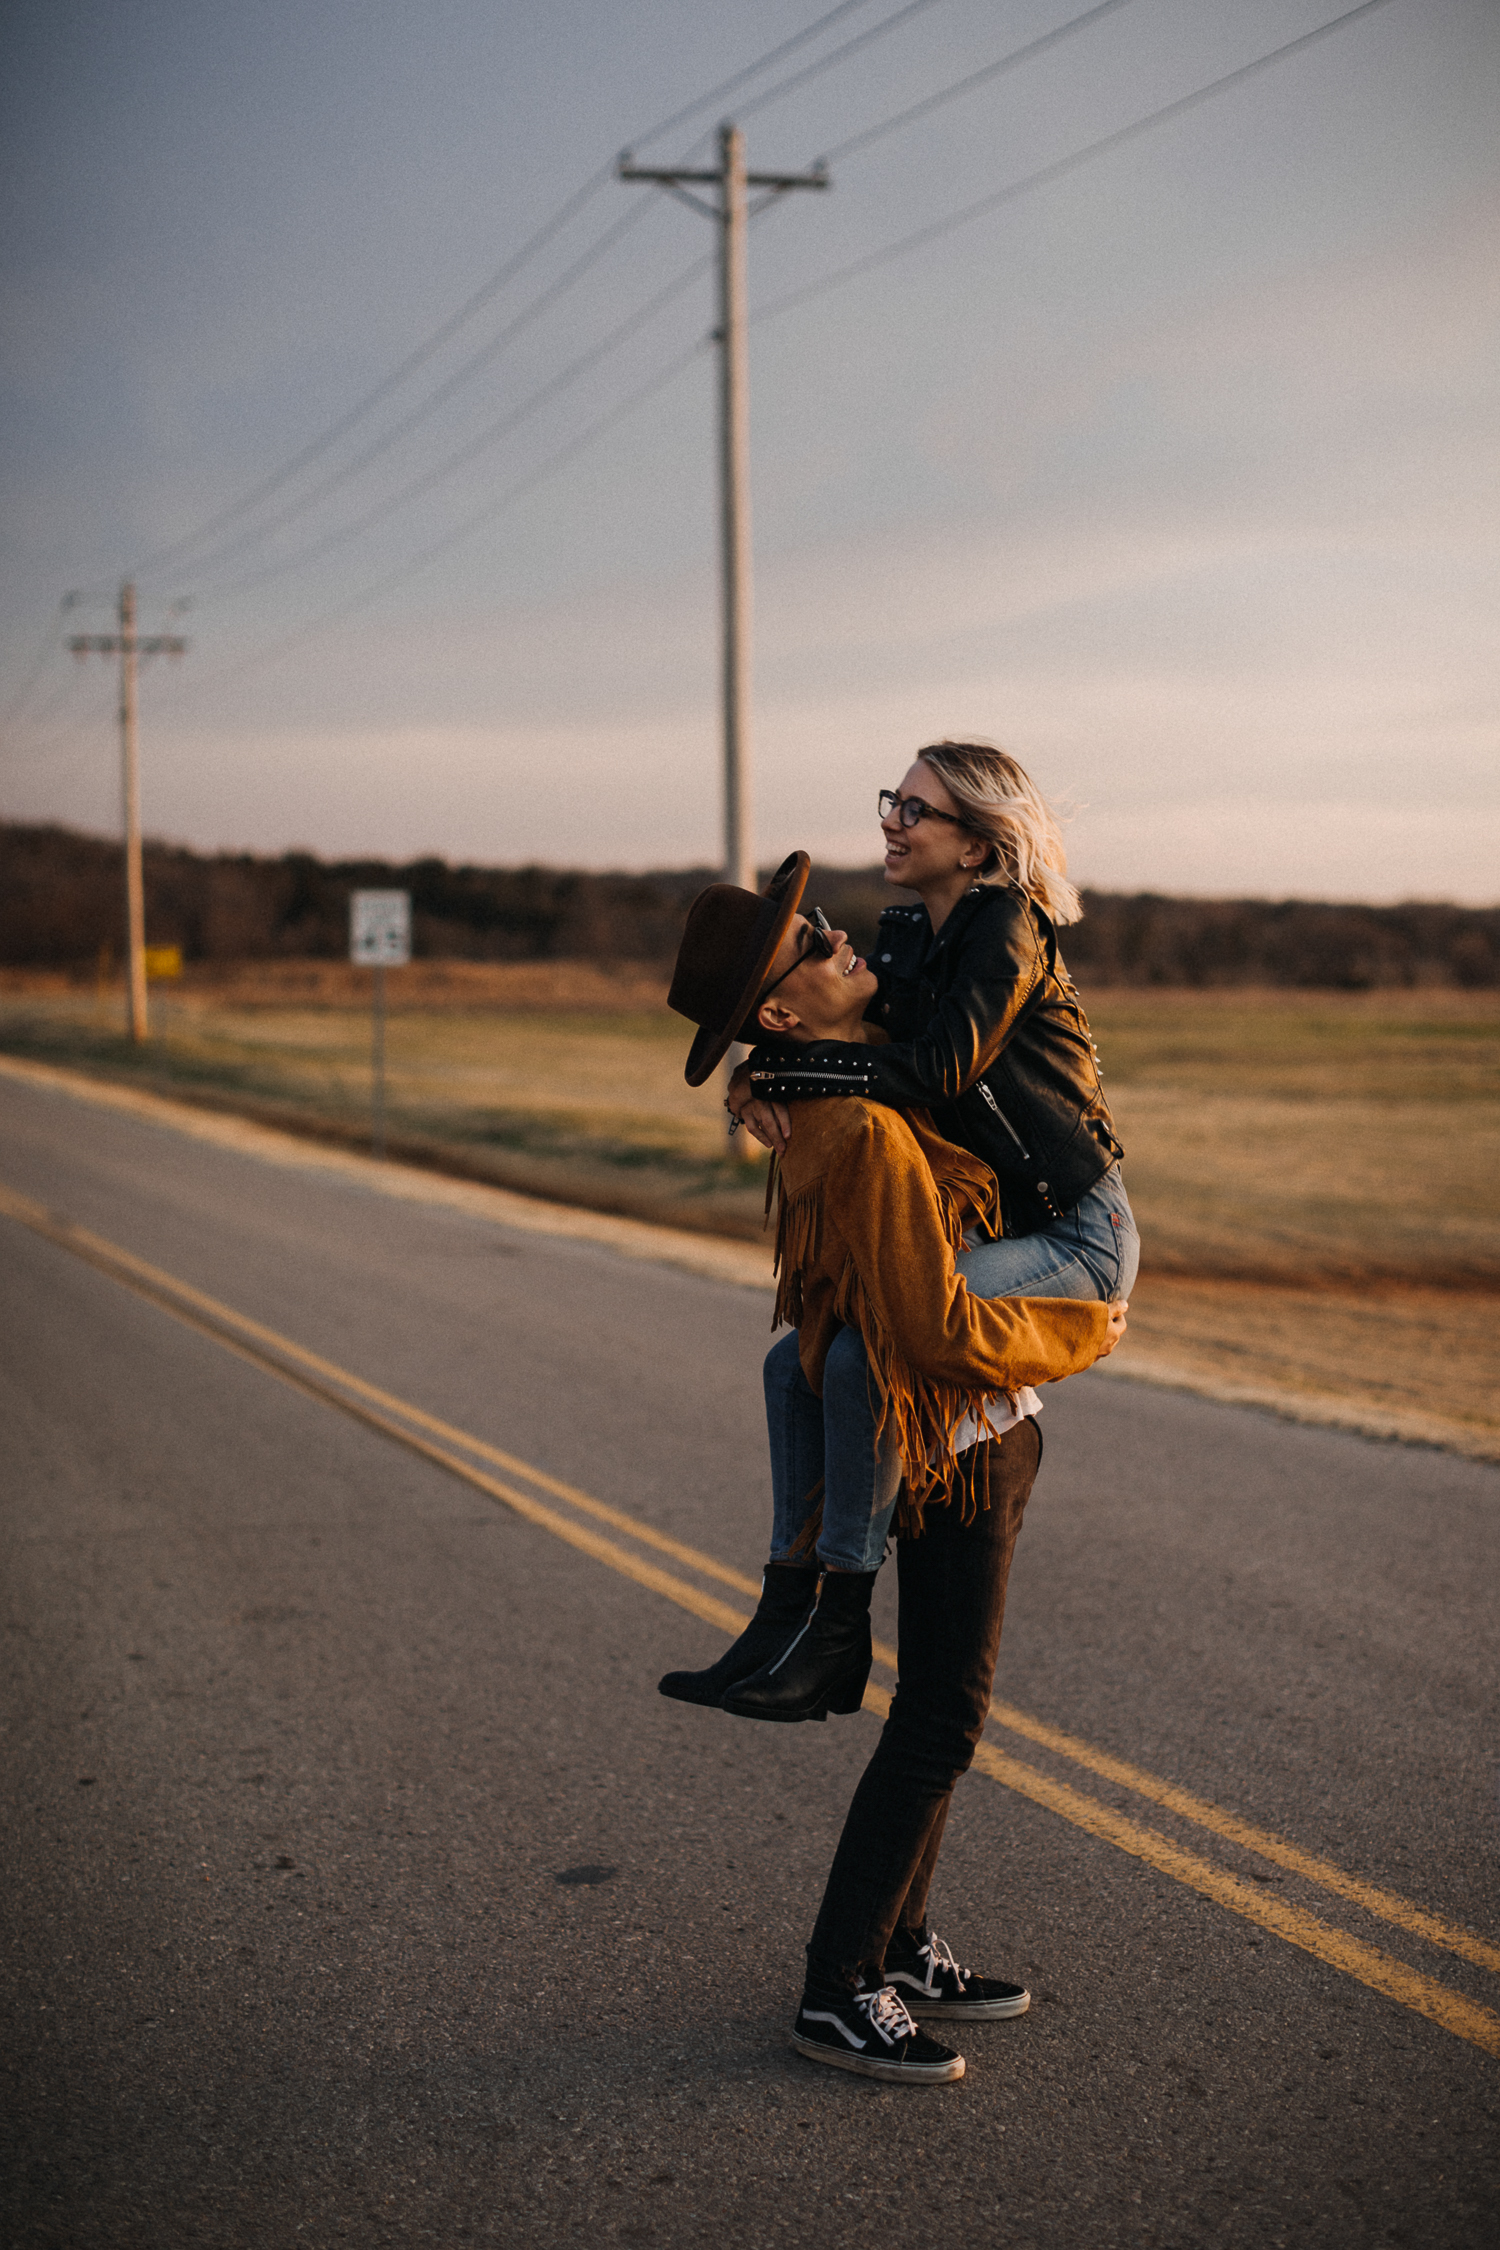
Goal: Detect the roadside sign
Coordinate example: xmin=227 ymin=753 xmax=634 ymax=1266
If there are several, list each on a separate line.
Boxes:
xmin=143 ymin=945 xmax=183 ymax=981
xmin=350 ymin=890 xmax=411 ymax=966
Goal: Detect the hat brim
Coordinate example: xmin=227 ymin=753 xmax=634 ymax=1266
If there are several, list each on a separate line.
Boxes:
xmin=683 ymin=852 xmax=810 ymax=1086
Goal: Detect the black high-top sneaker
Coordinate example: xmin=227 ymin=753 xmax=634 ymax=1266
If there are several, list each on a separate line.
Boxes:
xmin=791 ymin=1972 xmax=965 ymax=2084
xmin=883 ymin=1926 xmax=1030 ymax=2020
xmin=657 ymin=1563 xmax=817 ymax=1708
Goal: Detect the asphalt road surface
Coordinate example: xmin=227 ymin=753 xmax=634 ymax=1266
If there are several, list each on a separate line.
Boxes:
xmin=2 ymin=1066 xmax=1497 ymax=2250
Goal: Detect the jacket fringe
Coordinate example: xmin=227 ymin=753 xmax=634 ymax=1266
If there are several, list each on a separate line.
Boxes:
xmin=830 ymin=1254 xmax=1001 ymax=1539
xmin=770 ymin=1174 xmax=822 ymax=1334
xmin=767 ymin=1121 xmax=1016 ymax=1541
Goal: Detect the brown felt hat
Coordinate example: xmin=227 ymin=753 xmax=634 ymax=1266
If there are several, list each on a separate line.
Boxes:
xmin=669 ymin=851 xmax=810 ymax=1086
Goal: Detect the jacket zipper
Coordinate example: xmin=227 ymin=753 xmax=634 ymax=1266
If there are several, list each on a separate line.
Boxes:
xmin=749 ymin=1066 xmax=870 ymax=1086
xmin=977 ymin=1079 xmax=1030 ymax=1158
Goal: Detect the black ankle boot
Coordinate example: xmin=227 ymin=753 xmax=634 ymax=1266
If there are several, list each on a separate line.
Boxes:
xmin=658 ymin=1563 xmax=818 ymax=1708
xmin=721 ymin=1568 xmax=876 ymax=1723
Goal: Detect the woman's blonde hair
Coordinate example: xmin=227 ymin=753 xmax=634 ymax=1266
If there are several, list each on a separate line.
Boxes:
xmin=914 ymin=740 xmax=1082 ymax=926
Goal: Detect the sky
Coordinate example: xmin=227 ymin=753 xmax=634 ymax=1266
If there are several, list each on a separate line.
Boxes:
xmin=1 ymin=0 xmax=1496 ymax=901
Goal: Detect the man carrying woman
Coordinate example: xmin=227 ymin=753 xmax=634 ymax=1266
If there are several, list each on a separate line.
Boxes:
xmin=660 ymin=753 xmax=1130 ymax=2083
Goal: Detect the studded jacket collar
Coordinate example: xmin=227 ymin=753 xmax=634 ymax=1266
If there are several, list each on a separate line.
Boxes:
xmin=749 ymin=884 xmax=1121 ymax=1230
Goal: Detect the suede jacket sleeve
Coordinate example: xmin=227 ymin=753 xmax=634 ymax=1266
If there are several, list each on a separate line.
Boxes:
xmin=778 ymin=1102 xmax=1108 ymax=1403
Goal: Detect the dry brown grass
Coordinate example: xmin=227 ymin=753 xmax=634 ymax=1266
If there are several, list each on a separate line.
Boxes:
xmin=1116 ymin=1277 xmax=1497 ymax=1449
xmin=1088 ymin=987 xmax=1499 ymax=1291
xmin=0 ymin=958 xmax=672 ymax=1011
xmin=2 ymin=970 xmax=1496 ymax=1447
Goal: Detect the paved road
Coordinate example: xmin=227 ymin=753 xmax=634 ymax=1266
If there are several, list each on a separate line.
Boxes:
xmin=2 ymin=1068 xmax=1496 ymax=2250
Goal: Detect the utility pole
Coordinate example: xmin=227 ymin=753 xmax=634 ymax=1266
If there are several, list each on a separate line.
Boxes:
xmin=71 ymin=581 xmax=187 ymax=1042
xmin=619 ymin=127 xmax=827 ymax=896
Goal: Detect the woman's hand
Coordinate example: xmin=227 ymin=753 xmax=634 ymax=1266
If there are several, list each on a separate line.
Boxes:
xmin=727 ymin=1062 xmax=793 ymax=1155
xmin=1098 ymin=1300 xmax=1128 ymax=1358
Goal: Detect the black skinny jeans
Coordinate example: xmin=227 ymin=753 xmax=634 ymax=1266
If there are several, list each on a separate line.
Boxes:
xmin=806 ymin=1419 xmax=1041 ymax=1988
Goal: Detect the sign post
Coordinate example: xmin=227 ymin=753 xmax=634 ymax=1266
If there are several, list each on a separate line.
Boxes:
xmin=349 ymin=891 xmax=411 ymax=1159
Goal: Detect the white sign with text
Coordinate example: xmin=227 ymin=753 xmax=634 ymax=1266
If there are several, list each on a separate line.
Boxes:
xmin=349 ymin=890 xmax=412 ymax=966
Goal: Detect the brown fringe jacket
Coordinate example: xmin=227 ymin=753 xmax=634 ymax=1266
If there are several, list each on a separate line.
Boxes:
xmin=769 ymin=1098 xmax=1110 ymax=1531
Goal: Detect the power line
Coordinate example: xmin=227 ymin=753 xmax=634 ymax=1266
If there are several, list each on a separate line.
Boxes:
xmin=733 ymin=0 xmax=953 ymax=126
xmin=151 ymin=1 xmax=1392 ymax=672
xmin=174 ymin=341 xmax=709 ymax=695
xmin=169 ymin=199 xmax=663 ymax=588
xmin=627 ymin=0 xmax=889 ymax=155
xmin=196 ymin=251 xmax=714 ymax=605
xmin=161 ymin=3 xmax=962 ymax=591
xmin=125 ymin=0 xmax=895 ymax=586
xmin=37 ymin=0 xmax=1399 ymax=741
xmin=126 ymin=167 xmax=621 ymax=583
xmin=817 ymin=0 xmax=1142 ymax=164
xmin=756 ymin=0 xmax=1402 ymax=327
xmin=147 ymin=0 xmax=1146 ymax=629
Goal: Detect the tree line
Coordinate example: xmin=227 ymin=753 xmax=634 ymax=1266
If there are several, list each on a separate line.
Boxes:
xmin=2 ymin=819 xmax=1495 ymax=988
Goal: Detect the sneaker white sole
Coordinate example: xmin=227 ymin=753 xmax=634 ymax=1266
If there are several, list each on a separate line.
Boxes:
xmin=902 ymin=1989 xmax=1030 ymax=2020
xmin=789 ymin=2031 xmax=965 ymax=2083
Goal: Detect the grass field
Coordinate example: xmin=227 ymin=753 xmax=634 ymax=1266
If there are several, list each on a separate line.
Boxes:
xmin=3 ymin=966 xmax=1495 ymax=1450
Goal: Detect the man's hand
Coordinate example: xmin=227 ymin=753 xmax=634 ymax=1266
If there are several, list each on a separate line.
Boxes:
xmin=1097 ymin=1300 xmax=1128 ymax=1358
xmin=727 ymin=1062 xmax=792 ymax=1155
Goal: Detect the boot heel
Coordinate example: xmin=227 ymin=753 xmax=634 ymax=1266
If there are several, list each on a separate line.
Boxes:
xmin=722 ymin=1569 xmax=878 ymax=1723
xmin=826 ymin=1658 xmax=872 ymax=1715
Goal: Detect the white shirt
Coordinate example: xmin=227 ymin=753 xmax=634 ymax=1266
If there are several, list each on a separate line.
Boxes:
xmin=948 ymin=1386 xmax=1040 ymax=1460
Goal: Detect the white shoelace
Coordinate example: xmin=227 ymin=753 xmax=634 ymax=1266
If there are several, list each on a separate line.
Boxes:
xmin=920 ymin=1932 xmax=971 ymax=1990
xmin=857 ymin=1984 xmax=919 ymax=2044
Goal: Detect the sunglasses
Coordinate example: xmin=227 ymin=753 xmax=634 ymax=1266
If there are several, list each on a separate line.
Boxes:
xmin=756 ymin=908 xmax=837 ymax=1008
xmin=878 ymin=787 xmax=970 ymax=831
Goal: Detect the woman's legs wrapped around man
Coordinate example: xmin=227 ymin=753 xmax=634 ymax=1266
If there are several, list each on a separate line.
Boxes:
xmin=792 ymin=1164 xmax=1137 ymax=1586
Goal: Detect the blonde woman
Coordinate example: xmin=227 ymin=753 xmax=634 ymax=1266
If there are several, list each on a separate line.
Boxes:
xmin=660 ymin=860 xmax=1124 ymax=2079
xmin=704 ymin=743 xmax=1138 ymax=1721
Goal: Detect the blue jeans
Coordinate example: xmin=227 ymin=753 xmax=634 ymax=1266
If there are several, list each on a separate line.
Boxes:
xmin=763 ymin=1165 xmax=1137 ymax=1572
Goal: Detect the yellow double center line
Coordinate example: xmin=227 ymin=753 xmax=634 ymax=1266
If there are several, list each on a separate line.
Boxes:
xmin=4 ymin=1176 xmax=1497 ymax=2061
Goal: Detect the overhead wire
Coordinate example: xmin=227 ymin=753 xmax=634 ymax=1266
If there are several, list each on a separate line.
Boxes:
xmin=198 ymin=251 xmax=714 ymax=602
xmin=817 ymin=0 xmax=1142 ymax=163
xmin=125 ymin=163 xmax=622 ymax=583
xmin=59 ymin=0 xmax=1397 ymax=719
xmin=622 ymin=0 xmax=885 ymax=157
xmin=148 ymin=0 xmax=960 ymax=594
xmin=755 ymin=0 xmax=1402 ymax=328
xmin=173 ymin=198 xmax=664 ymax=589
xmin=180 ymin=341 xmax=711 ymax=695
xmin=733 ymin=0 xmax=953 ymax=125
xmin=139 ymin=1 xmax=1088 ymax=677
xmin=126 ymin=0 xmax=898 ymax=587
xmin=13 ymin=2 xmax=920 ymax=722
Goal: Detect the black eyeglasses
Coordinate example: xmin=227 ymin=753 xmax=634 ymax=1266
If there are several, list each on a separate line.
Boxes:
xmin=878 ymin=787 xmax=969 ymax=831
xmin=756 ymin=908 xmax=836 ymax=1008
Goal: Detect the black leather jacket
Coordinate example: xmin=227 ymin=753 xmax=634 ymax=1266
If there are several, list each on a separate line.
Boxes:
xmin=747 ymin=885 xmax=1122 ymax=1234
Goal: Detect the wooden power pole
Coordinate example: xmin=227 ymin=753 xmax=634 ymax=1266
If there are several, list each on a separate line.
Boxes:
xmin=619 ymin=127 xmax=827 ymax=895
xmin=71 ymin=581 xmax=187 ymax=1042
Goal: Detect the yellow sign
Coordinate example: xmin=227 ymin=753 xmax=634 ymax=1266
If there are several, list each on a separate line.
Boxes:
xmin=143 ymin=945 xmax=183 ymax=981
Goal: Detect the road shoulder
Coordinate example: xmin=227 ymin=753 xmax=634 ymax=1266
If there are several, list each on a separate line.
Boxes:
xmin=4 ymin=1049 xmax=1494 ymax=1465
